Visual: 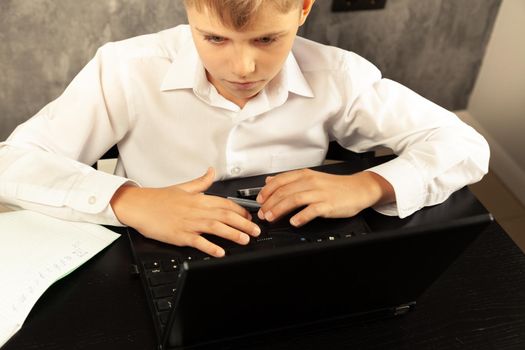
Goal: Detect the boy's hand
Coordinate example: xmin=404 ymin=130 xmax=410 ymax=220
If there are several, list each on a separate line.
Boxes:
xmin=256 ymin=169 xmax=395 ymax=227
xmin=110 ymin=168 xmax=261 ymax=258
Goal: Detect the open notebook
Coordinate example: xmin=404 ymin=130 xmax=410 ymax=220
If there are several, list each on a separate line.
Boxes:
xmin=0 ymin=210 xmax=120 ymax=348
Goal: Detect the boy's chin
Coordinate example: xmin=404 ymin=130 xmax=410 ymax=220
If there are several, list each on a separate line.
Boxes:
xmin=232 ymin=88 xmax=264 ymax=100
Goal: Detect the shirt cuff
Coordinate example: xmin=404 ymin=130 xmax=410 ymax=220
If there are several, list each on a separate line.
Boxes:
xmin=65 ymin=169 xmax=139 ymax=225
xmin=366 ymin=157 xmax=426 ymax=219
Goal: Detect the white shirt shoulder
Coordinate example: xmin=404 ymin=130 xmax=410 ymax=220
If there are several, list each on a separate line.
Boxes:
xmin=98 ymin=24 xmax=193 ymax=64
xmin=292 ymin=36 xmax=381 ymax=101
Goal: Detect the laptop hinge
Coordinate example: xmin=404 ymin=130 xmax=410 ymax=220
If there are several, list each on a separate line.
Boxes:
xmin=393 ymin=302 xmax=416 ymax=316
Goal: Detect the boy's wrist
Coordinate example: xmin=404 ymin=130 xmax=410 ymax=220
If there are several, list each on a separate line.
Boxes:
xmin=110 ymin=185 xmax=143 ymax=226
xmin=359 ymin=171 xmax=396 ymax=207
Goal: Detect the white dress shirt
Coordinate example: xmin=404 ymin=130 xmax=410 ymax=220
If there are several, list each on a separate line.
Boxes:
xmin=0 ymin=25 xmax=489 ymax=225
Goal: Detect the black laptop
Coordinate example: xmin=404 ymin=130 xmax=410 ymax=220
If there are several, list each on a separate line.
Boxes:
xmin=127 ymin=159 xmax=493 ymax=350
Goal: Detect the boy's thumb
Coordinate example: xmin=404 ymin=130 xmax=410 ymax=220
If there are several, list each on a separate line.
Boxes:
xmin=178 ymin=167 xmax=215 ymax=193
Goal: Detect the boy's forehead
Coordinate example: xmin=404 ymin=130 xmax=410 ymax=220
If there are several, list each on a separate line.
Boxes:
xmin=186 ymin=0 xmax=302 ymax=32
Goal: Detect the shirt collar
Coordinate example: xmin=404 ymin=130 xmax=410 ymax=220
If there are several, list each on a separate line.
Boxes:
xmin=160 ymin=38 xmax=201 ymax=92
xmin=281 ymin=53 xmax=314 ymax=98
xmin=160 ymin=38 xmax=314 ymax=99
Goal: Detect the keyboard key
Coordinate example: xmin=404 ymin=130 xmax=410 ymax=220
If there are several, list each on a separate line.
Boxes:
xmin=159 ymin=311 xmax=170 ymax=325
xmin=255 ymin=236 xmax=274 ymax=243
xmin=155 ymin=298 xmax=172 ymax=311
xmin=161 ymin=258 xmax=180 ymax=272
xmin=314 ymin=233 xmax=340 ymax=242
xmin=151 ymin=284 xmax=178 ymax=298
xmin=149 ymin=272 xmax=179 ymax=286
xmin=143 ymin=261 xmax=160 ymax=270
xmin=268 ymin=231 xmax=303 ymax=243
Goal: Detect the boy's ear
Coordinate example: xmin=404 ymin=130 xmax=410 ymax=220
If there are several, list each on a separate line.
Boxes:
xmin=299 ymin=0 xmax=315 ymax=26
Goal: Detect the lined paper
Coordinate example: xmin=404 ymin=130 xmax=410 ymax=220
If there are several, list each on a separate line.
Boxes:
xmin=0 ymin=210 xmax=120 ymax=348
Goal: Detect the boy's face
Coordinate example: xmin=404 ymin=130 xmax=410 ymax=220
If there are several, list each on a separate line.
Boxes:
xmin=186 ymin=1 xmax=312 ymax=108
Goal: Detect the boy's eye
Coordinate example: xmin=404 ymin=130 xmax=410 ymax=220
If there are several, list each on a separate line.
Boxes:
xmin=255 ymin=36 xmax=277 ymax=45
xmin=204 ymin=35 xmax=226 ymax=44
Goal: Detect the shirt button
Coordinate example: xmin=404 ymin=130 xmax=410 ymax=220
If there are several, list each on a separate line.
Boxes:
xmin=88 ymin=196 xmax=97 ymax=205
xmin=231 ymin=167 xmax=241 ymax=175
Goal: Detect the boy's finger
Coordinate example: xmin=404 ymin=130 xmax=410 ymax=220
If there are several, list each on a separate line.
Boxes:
xmin=194 ymin=220 xmax=252 ymax=246
xmin=205 ymin=206 xmax=260 ymax=237
xmin=257 ymin=180 xmax=310 ymax=219
xmin=205 ymin=194 xmax=253 ymax=220
xmin=264 ymin=176 xmax=275 ymax=184
xmin=187 ymin=234 xmax=225 ymax=258
xmin=260 ymin=190 xmax=319 ymax=222
xmin=257 ymin=170 xmax=305 ymax=203
xmin=290 ymin=202 xmax=330 ymax=227
xmin=178 ymin=167 xmax=215 ymax=193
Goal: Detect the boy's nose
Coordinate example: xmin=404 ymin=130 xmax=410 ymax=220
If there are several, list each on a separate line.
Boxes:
xmin=231 ymin=48 xmax=256 ymax=78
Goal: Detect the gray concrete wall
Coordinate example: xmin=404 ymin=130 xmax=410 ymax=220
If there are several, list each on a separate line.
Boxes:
xmin=0 ymin=0 xmax=501 ymax=140
xmin=303 ymin=0 xmax=501 ymax=111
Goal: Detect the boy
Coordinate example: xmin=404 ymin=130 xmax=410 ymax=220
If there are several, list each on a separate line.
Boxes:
xmin=0 ymin=0 xmax=489 ymax=258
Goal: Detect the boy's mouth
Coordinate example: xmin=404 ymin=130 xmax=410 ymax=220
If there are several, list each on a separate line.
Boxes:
xmin=227 ymin=80 xmax=262 ymax=90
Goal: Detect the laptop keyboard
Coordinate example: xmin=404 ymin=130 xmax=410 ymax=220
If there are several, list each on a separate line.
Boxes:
xmin=140 ymin=215 xmax=370 ymax=329
xmin=142 ymin=258 xmax=181 ymax=327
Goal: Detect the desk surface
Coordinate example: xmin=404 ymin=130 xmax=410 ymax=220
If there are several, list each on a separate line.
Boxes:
xmin=5 ymin=221 xmax=525 ymax=350
xmin=4 ymin=175 xmax=525 ymax=350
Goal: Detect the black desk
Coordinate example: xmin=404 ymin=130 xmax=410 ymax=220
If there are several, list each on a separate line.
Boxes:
xmin=4 ymin=166 xmax=525 ymax=350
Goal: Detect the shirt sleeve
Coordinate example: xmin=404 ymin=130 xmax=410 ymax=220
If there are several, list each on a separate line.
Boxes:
xmin=331 ymin=53 xmax=490 ymax=218
xmin=0 ymin=43 xmax=138 ymax=225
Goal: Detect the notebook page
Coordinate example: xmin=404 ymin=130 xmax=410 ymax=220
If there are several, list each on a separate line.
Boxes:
xmin=0 ymin=210 xmax=120 ymax=348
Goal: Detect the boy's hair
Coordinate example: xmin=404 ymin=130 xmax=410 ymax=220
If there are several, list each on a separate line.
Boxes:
xmin=183 ymin=0 xmax=303 ymax=30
